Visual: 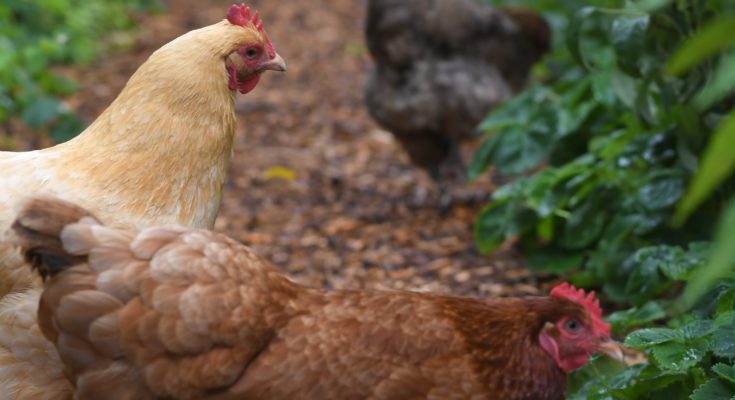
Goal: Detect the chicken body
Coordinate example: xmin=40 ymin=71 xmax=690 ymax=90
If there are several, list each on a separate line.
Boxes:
xmin=0 ymin=8 xmax=285 ymax=398
xmin=364 ymin=0 xmax=550 ymax=183
xmin=13 ymin=198 xmax=631 ymax=400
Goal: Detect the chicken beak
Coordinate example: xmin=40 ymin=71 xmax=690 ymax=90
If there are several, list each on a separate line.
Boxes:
xmin=260 ymin=53 xmax=287 ymax=72
xmin=596 ymin=338 xmax=648 ymax=366
xmin=596 ymin=338 xmax=624 ymax=362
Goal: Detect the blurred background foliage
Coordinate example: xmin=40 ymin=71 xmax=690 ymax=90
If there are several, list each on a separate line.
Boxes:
xmin=474 ymin=0 xmax=735 ymax=397
xmin=0 ymin=0 xmax=161 ymax=146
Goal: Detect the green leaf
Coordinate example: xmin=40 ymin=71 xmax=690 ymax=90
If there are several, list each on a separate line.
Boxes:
xmin=559 ymin=190 xmax=608 ymax=249
xmin=556 ymin=77 xmax=596 ymax=136
xmin=668 ymin=15 xmax=735 ymax=75
xmin=713 ymin=364 xmax=735 ymax=384
xmin=680 ymin=200 xmax=735 ymax=309
xmin=477 ymin=105 xmax=522 ymax=133
xmin=469 ymin=103 xmax=556 ymax=177
xmin=682 ymin=242 xmax=712 ymax=272
xmin=49 ymin=113 xmax=83 ymax=143
xmin=523 ymin=170 xmax=559 ymax=216
xmin=614 ymin=365 xmax=687 ymax=398
xmin=641 ymin=245 xmax=686 ymax=280
xmin=494 ymin=127 xmax=555 ymax=176
xmin=675 ymin=112 xmax=735 ymax=225
xmin=715 ymin=310 xmax=735 ymax=327
xmin=638 ymin=175 xmax=685 ymax=211
xmin=606 ymin=301 xmax=666 ymax=331
xmin=626 ymin=251 xmax=667 ymax=305
xmin=556 ymin=100 xmax=597 ymax=137
xmin=468 ymin=133 xmax=501 ymax=180
xmin=717 ymin=287 xmax=735 ymax=314
xmin=625 ymin=327 xmax=681 ymax=347
xmin=536 ymin=215 xmax=554 ymax=241
xmin=611 ymin=14 xmax=650 ymax=77
xmin=474 ymin=200 xmax=536 ymax=254
xmin=50 ymin=75 xmax=78 ymax=96
xmin=69 ymin=36 xmax=95 ymax=63
xmin=690 ymin=379 xmax=735 ymax=400
xmin=490 ymin=178 xmax=528 ymax=201
xmin=628 ymin=0 xmax=673 ymax=12
xmin=474 ymin=202 xmax=511 ymax=254
xmin=476 ymin=87 xmax=550 ymax=132
xmin=21 ymin=96 xmax=60 ymax=129
xmin=652 ymin=340 xmax=706 ymax=372
xmin=590 ymin=129 xmax=631 ymax=161
xmin=693 ymin=51 xmax=735 ymax=111
xmin=611 ymin=68 xmax=639 ymax=108
xmin=568 ymin=356 xmax=646 ymax=399
xmin=712 ymin=311 xmax=735 ymax=358
xmin=680 ymin=319 xmax=715 ymax=340
xmin=632 ymin=244 xmax=708 ymax=282
xmin=590 ymin=68 xmax=618 ymax=107
xmin=566 ymin=7 xmax=597 ymax=69
xmin=525 ymin=248 xmax=583 ymax=274
xmin=22 ymin=46 xmax=49 ymax=75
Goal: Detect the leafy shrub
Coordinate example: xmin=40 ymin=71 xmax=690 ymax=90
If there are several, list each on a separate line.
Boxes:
xmin=475 ymin=0 xmax=735 ymax=397
xmin=0 ymin=0 xmax=161 ymax=144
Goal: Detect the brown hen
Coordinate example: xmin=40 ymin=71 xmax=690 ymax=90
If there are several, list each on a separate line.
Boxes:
xmin=13 ymin=197 xmax=640 ymax=400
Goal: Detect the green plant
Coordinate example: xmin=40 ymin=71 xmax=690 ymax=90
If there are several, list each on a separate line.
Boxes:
xmin=0 ymin=0 xmax=161 ymax=144
xmin=475 ymin=0 xmax=735 ymax=397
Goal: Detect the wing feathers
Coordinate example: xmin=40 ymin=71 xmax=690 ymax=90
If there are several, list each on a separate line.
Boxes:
xmin=76 ymin=361 xmax=152 ymax=400
xmin=130 ymin=226 xmax=187 ymax=260
xmin=55 ymin=290 xmax=123 ymax=340
xmin=88 ymin=312 xmax=122 ymax=358
xmin=96 ymin=269 xmax=135 ymax=302
xmin=13 ymin=197 xmax=300 ymax=399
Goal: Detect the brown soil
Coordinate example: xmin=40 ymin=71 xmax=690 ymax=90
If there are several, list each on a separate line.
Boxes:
xmin=52 ymin=0 xmax=546 ymax=296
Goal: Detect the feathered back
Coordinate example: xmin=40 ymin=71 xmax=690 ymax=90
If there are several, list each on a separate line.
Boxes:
xmin=10 ymin=196 xmax=300 ymax=399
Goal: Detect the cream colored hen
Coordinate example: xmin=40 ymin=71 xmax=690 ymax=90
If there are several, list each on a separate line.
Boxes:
xmin=0 ymin=4 xmax=285 ymax=398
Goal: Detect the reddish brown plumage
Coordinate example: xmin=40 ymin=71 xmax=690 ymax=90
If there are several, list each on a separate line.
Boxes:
xmin=444 ymin=297 xmax=590 ymax=398
xmin=13 ymin=197 xmax=634 ymax=400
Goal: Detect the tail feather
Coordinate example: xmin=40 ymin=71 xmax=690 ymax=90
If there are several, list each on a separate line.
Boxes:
xmin=11 ymin=197 xmax=100 ymax=280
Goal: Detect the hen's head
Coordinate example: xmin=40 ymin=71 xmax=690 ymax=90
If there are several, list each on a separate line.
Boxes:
xmin=224 ymin=3 xmax=286 ymax=94
xmin=538 ymin=283 xmax=623 ymax=373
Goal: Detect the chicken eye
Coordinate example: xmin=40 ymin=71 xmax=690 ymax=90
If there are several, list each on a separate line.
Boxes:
xmin=564 ymin=319 xmax=580 ymax=333
xmin=245 ymin=48 xmax=259 ymax=59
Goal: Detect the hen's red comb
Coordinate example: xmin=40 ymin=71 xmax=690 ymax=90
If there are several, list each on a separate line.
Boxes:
xmin=226 ymin=3 xmax=276 ymax=59
xmin=227 ymin=3 xmax=263 ymax=30
xmin=550 ymin=282 xmax=610 ymax=335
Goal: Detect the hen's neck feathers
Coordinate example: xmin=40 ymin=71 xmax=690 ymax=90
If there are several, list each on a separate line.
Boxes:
xmin=440 ymin=296 xmax=574 ymax=399
xmin=47 ymin=21 xmax=259 ymax=229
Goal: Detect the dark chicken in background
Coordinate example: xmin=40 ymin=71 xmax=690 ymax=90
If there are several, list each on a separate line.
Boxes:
xmin=364 ymin=0 xmax=550 ymax=205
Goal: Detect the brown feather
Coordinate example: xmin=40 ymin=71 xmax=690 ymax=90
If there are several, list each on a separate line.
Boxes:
xmin=11 ymin=197 xmax=98 ymax=280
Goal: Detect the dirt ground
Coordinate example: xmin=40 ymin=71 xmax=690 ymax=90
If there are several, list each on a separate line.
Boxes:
xmin=55 ymin=0 xmax=548 ymax=296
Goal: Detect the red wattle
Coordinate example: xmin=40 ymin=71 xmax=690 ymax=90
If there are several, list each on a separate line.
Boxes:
xmin=238 ymin=74 xmax=261 ymax=94
xmin=227 ymin=65 xmax=238 ymax=91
